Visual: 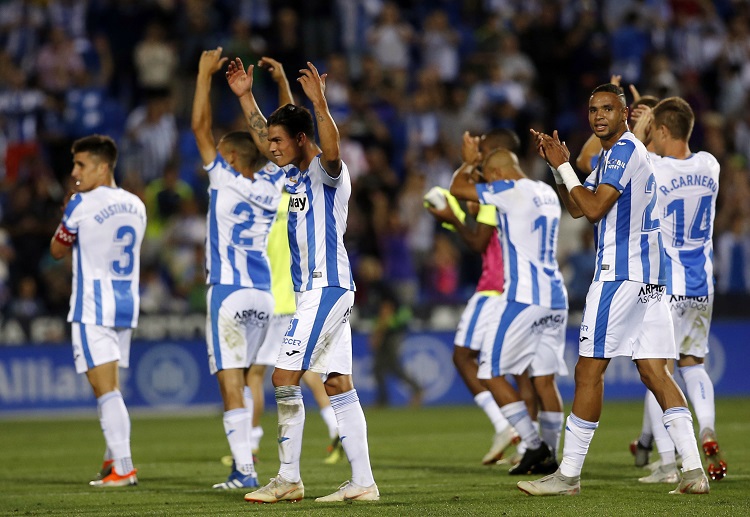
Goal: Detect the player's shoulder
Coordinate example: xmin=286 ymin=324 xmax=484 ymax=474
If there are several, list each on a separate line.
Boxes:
xmin=693 ymin=150 xmax=720 ymax=170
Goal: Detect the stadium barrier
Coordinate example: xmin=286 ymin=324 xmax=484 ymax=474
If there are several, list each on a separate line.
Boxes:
xmin=0 ymin=321 xmax=747 ymax=415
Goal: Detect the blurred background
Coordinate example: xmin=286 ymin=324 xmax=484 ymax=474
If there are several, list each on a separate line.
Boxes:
xmin=0 ymin=0 xmax=748 ymax=413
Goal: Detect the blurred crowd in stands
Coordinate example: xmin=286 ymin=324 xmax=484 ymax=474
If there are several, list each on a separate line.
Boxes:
xmin=1 ymin=0 xmax=749 ymax=336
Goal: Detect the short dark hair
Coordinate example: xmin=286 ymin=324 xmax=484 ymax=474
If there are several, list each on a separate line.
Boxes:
xmin=591 ymin=83 xmax=626 ymax=107
xmin=482 ymin=128 xmax=521 ymax=153
xmin=267 ymin=104 xmax=315 ymax=139
xmin=220 ymin=131 xmax=265 ymax=170
xmin=71 ymin=134 xmax=118 ymax=170
xmin=652 ymin=97 xmax=695 ymax=141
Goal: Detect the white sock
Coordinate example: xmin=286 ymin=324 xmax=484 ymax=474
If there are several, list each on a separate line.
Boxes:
xmin=276 ymin=386 xmax=305 ymax=483
xmin=250 ymin=426 xmax=264 ymax=452
xmin=97 ymin=390 xmax=133 ymax=474
xmin=663 ymin=407 xmax=703 ymax=472
xmin=559 ymin=413 xmax=598 ymax=478
xmin=679 ymin=365 xmax=716 ymax=432
xmin=500 ymin=401 xmax=541 ymax=450
xmin=243 ymin=385 xmax=254 ymax=414
xmin=223 ymin=408 xmax=255 ymax=475
xmin=539 ymin=411 xmax=564 ymax=457
xmin=320 ymin=405 xmax=339 ymax=440
xmin=646 ymin=390 xmax=675 ymax=465
xmin=639 ymin=392 xmax=653 ymax=447
xmin=330 ymin=389 xmax=375 ymax=487
xmin=474 ymin=391 xmax=510 ymax=433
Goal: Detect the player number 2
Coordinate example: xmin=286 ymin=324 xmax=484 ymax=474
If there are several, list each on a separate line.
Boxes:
xmin=642 ymin=174 xmax=660 ymax=232
xmin=112 ymin=225 xmax=136 ymax=275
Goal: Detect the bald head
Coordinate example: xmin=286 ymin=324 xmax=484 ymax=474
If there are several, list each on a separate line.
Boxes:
xmin=482 ymin=148 xmax=524 ymax=181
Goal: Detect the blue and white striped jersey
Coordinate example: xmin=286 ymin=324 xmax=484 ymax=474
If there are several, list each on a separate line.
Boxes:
xmin=284 ymin=156 xmax=355 ymax=292
xmin=62 ymin=187 xmax=146 ymax=328
xmin=476 ymin=179 xmax=568 ymax=309
xmin=205 ymin=156 xmax=283 ymax=290
xmin=652 ymin=151 xmax=719 ymax=296
xmin=584 ymin=132 xmax=666 ymax=285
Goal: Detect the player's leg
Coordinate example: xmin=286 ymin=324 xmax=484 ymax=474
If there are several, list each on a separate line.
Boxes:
xmin=246 ymin=365 xmax=266 ymax=452
xmin=455 ymin=346 xmax=518 ymax=464
xmin=207 ymin=286 xmax=273 ymax=489
xmin=301 ymin=370 xmax=342 ymax=463
xmin=638 ymin=388 xmax=679 ymax=483
xmin=630 ymin=394 xmax=654 ymax=467
xmin=635 ymin=293 xmax=708 ymax=493
xmin=479 ymin=301 xmax=553 ymax=474
xmin=74 ymin=323 xmax=137 ymax=487
xmin=674 ymin=294 xmax=724 ymax=479
xmin=532 ymin=375 xmax=564 ymax=458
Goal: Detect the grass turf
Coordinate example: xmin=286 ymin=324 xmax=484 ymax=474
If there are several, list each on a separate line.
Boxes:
xmin=1 ymin=398 xmax=748 ymax=516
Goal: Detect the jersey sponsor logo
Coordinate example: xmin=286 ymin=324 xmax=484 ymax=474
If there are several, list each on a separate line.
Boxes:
xmin=530 ymin=313 xmax=565 ymax=334
xmin=288 ymin=194 xmax=307 ymax=212
xmin=637 ymin=284 xmax=664 ymax=304
xmin=608 ymin=158 xmax=627 ymax=170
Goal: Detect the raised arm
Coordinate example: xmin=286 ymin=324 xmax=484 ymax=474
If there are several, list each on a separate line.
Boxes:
xmin=191 ymin=47 xmax=228 ymax=165
xmin=226 ymin=57 xmax=274 ymax=162
xmin=427 ymin=202 xmax=493 ymax=253
xmin=297 ymin=61 xmax=341 ymax=177
xmin=258 ymin=56 xmax=294 ymax=107
xmin=449 ymin=131 xmax=482 ymax=202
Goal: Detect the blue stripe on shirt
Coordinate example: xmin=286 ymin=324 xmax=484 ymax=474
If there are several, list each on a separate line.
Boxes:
xmin=502 ymin=213 xmax=519 ymax=301
xmin=113 ymin=279 xmax=134 ymax=327
xmin=208 ymin=189 xmax=221 ymax=284
xmin=615 ymin=182 xmax=631 ymax=278
xmin=288 ymin=209 xmax=302 ymax=289
xmin=679 ymin=247 xmax=709 ymax=296
xmin=530 ymin=263 xmax=539 ymax=305
xmin=73 ymin=242 xmax=83 ymax=321
xmin=247 ymin=251 xmax=271 ymax=291
xmin=323 ymin=184 xmax=339 ymax=286
xmin=594 ymin=218 xmax=606 ymax=281
xmin=93 ymin=279 xmax=103 ymax=325
xmin=640 ymin=234 xmax=650 ymax=283
xmin=303 ymin=176 xmax=316 ymax=291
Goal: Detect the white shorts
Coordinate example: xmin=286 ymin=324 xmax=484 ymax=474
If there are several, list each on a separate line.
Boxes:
xmin=71 ymin=322 xmax=132 ymax=374
xmin=255 ymin=313 xmax=293 ymax=366
xmin=206 ymin=285 xmax=274 ymax=374
xmin=477 ymin=296 xmax=568 ymax=379
xmin=579 ymin=280 xmax=676 ymax=359
xmin=455 ymin=292 xmax=500 ymax=351
xmin=669 ymin=293 xmax=713 ymax=358
xmin=276 ymin=287 xmax=354 ymax=375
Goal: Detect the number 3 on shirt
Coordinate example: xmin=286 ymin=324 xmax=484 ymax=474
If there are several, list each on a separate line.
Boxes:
xmin=112 ymin=225 xmax=136 ymax=275
xmin=642 ymin=174 xmax=660 ymax=232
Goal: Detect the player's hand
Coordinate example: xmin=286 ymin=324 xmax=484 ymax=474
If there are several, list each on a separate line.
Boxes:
xmin=225 ymin=57 xmax=254 ymax=97
xmin=297 ymin=62 xmax=327 ymax=105
xmin=529 ymin=128 xmax=550 ymax=160
xmin=426 ymin=203 xmax=460 ymax=225
xmin=198 ymin=47 xmax=228 ymax=77
xmin=258 ymin=56 xmax=287 ymax=84
xmin=540 ymin=131 xmax=570 ymax=169
xmin=610 ymin=74 xmax=622 ymax=86
xmin=632 ymin=107 xmax=653 ymax=144
xmin=460 ymin=131 xmax=481 ymax=165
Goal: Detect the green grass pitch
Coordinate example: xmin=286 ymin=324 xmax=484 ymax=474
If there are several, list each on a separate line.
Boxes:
xmin=1 ymin=399 xmax=748 ymax=516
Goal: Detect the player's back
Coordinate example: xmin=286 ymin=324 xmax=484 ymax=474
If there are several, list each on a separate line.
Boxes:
xmin=584 ymin=132 xmax=664 ymax=285
xmin=63 ymin=186 xmax=146 ymax=328
xmin=284 ymin=155 xmax=355 ymax=292
xmin=205 ymin=157 xmax=283 ymax=290
xmin=477 ymin=178 xmax=567 ymax=309
xmin=653 ymin=151 xmax=719 ymax=296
